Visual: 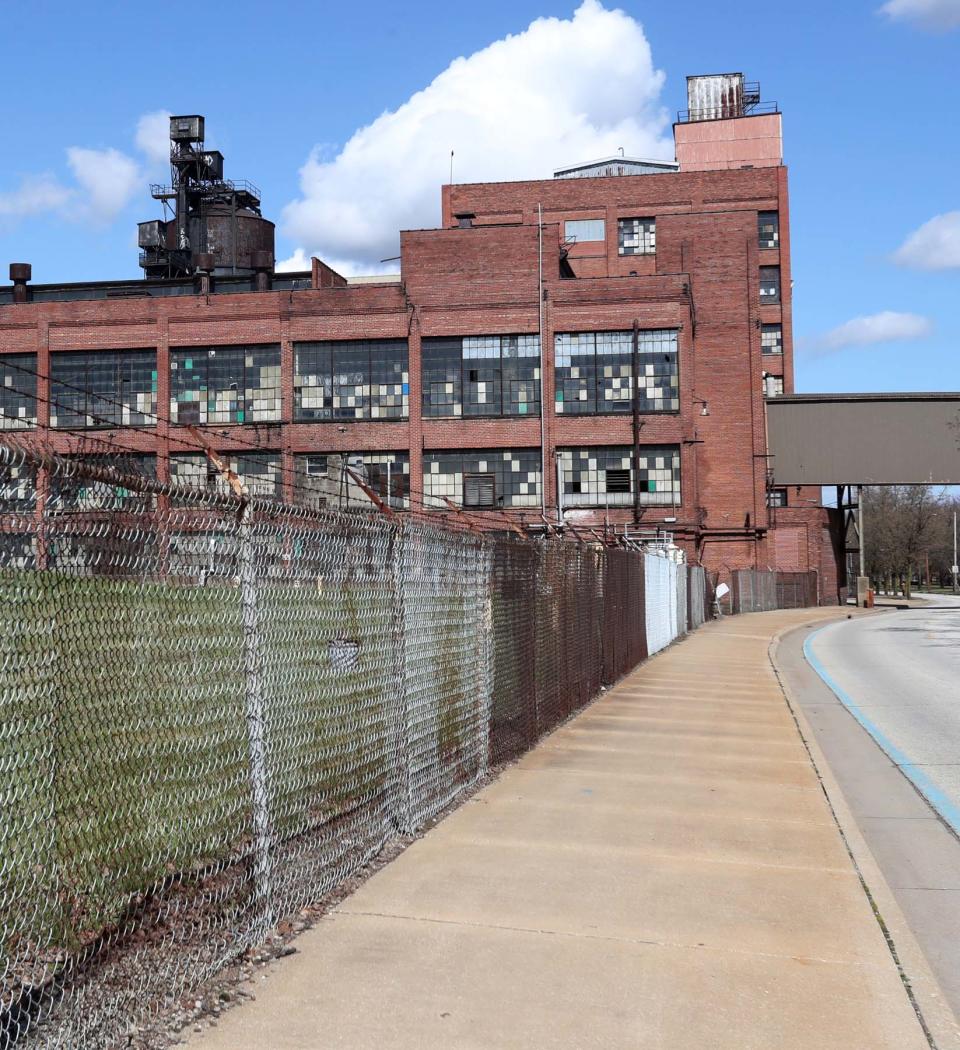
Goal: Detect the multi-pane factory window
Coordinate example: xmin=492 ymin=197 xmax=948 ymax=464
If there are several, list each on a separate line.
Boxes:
xmin=618 ymin=217 xmax=656 ymax=255
xmin=554 ymin=329 xmax=679 ymax=415
xmin=559 ymin=446 xmax=681 ymax=507
xmin=293 ymin=452 xmax=410 ymax=510
xmin=758 ymin=211 xmax=779 ymax=250
xmin=0 ymin=354 xmax=38 ymax=429
xmin=761 ymin=324 xmax=783 ymax=354
xmin=0 ymin=459 xmax=36 ymax=513
xmin=422 ymin=335 xmax=540 ymax=418
xmin=423 ymin=448 xmax=541 ymax=510
xmin=0 ymin=533 xmax=35 ymax=569
xmin=49 ymin=455 xmax=156 ymax=512
xmin=170 ymin=452 xmax=282 ymax=500
xmin=170 ymin=344 xmax=281 ymax=425
xmin=767 ymin=488 xmax=788 ymax=508
xmin=759 ymin=266 xmax=781 ymax=304
xmin=50 ymin=350 xmax=157 ymax=428
xmin=294 ymin=339 xmax=409 ymax=421
xmin=764 ymin=375 xmax=784 ymax=398
xmin=564 ymin=219 xmax=605 ymax=243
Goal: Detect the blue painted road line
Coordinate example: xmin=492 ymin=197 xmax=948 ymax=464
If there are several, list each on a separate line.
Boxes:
xmin=803 ymin=623 xmax=960 ymax=837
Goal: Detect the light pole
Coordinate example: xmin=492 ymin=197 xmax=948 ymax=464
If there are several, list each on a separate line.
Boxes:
xmin=945 ymin=510 xmax=953 ymax=596
xmin=858 ymin=485 xmax=868 ymax=608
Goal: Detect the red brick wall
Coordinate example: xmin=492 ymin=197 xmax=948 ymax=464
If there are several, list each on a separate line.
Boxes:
xmin=0 ymin=163 xmax=830 ymax=585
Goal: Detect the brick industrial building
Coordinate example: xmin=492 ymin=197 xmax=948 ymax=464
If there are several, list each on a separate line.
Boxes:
xmin=0 ymin=74 xmax=845 ymax=601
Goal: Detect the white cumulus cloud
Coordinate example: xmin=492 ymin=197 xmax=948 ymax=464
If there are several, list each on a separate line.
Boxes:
xmin=878 ymin=0 xmax=960 ymax=30
xmin=893 ymin=211 xmax=960 ymax=269
xmin=281 ymin=0 xmax=670 ymax=273
xmin=66 ymin=147 xmax=142 ymax=224
xmin=0 ymin=110 xmax=167 ymax=227
xmin=811 ymin=311 xmax=933 ymax=356
xmin=135 ymin=110 xmax=172 ymax=168
xmin=0 ymin=174 xmax=73 ymax=218
xmin=275 ymin=248 xmax=311 ymax=273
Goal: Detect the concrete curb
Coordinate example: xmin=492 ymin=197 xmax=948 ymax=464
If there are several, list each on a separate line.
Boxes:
xmin=769 ymin=617 xmax=960 ymax=1050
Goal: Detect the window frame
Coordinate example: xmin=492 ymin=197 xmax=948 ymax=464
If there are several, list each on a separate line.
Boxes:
xmin=0 ymin=353 xmax=38 ymax=430
xmin=758 ymin=211 xmax=780 ymax=250
xmin=759 ymin=266 xmax=781 ymax=305
xmin=559 ymin=445 xmax=681 ymax=508
xmin=617 ymin=216 xmax=656 ymax=256
xmin=564 ymin=218 xmax=606 ymax=243
xmin=170 ymin=344 xmax=281 ymax=427
xmin=50 ymin=349 xmax=158 ymax=430
xmin=761 ymin=323 xmax=783 ymax=355
xmin=421 ymin=334 xmax=540 ymax=419
xmin=423 ymin=448 xmax=542 ymax=510
xmin=554 ymin=329 xmax=680 ymax=417
xmin=293 ymin=339 xmax=409 ymax=422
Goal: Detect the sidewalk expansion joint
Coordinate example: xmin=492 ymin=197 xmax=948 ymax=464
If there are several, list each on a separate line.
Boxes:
xmin=333 ymin=907 xmax=897 ymax=970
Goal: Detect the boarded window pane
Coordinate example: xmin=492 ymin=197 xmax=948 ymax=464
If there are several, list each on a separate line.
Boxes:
xmin=463 ymin=473 xmax=495 ymax=508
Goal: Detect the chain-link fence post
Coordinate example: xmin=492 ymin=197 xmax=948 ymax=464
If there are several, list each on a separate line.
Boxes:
xmin=239 ymin=500 xmax=274 ymax=935
xmin=477 ymin=536 xmax=493 ymax=780
xmin=391 ymin=520 xmax=413 ymax=834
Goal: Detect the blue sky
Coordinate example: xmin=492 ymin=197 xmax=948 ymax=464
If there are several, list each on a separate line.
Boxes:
xmin=1 ymin=0 xmax=957 ymax=395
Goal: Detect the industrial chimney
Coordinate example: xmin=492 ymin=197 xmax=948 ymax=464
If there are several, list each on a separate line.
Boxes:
xmin=137 ymin=115 xmax=275 ymax=279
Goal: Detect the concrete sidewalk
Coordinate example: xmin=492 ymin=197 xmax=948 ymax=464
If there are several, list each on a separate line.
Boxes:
xmin=188 ymin=608 xmax=942 ymax=1050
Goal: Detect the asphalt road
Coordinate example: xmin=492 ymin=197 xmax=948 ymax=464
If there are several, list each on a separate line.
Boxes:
xmin=808 ymin=593 xmax=960 ymax=834
xmin=786 ymin=594 xmax=960 ymax=1022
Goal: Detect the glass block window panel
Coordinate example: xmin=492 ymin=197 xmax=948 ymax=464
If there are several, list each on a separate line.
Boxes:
xmin=170 ymin=451 xmax=281 ymax=500
xmin=555 ymin=329 xmax=679 ymax=416
xmin=767 ymin=488 xmax=788 ymax=508
xmin=49 ymin=455 xmax=156 ymax=512
xmin=761 ymin=324 xmax=783 ymax=354
xmin=170 ymin=344 xmax=281 ymax=425
xmin=293 ymin=451 xmax=410 ymax=510
xmin=50 ymin=350 xmax=158 ymax=428
xmin=422 ymin=335 xmax=540 ymax=418
xmin=758 ymin=211 xmax=779 ymax=250
xmin=423 ymin=448 xmax=541 ymax=510
xmin=618 ymin=217 xmax=656 ymax=255
xmin=759 ymin=266 xmax=781 ymax=304
xmin=559 ymin=445 xmax=681 ymax=507
xmin=0 ymin=354 xmax=38 ymax=429
xmin=293 ymin=339 xmax=408 ymax=421
xmin=564 ymin=219 xmax=605 ymax=243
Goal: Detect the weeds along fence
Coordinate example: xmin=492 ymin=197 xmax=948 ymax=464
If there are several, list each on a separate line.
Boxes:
xmin=0 ymin=444 xmax=704 ymax=1049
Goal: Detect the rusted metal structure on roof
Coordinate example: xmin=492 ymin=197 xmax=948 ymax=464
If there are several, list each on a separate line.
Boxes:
xmin=138 ymin=115 xmax=275 ymax=280
xmin=681 ymin=73 xmax=763 ymax=122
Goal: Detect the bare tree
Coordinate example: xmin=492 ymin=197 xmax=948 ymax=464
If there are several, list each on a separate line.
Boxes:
xmin=864 ymin=486 xmax=953 ymax=596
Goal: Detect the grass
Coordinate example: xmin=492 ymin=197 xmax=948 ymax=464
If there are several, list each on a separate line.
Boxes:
xmin=0 ymin=562 xmax=478 ymax=982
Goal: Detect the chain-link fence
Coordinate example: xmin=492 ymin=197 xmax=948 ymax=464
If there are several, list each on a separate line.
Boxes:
xmin=0 ymin=444 xmax=710 ymax=1049
xmin=730 ymin=569 xmax=819 ymax=613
